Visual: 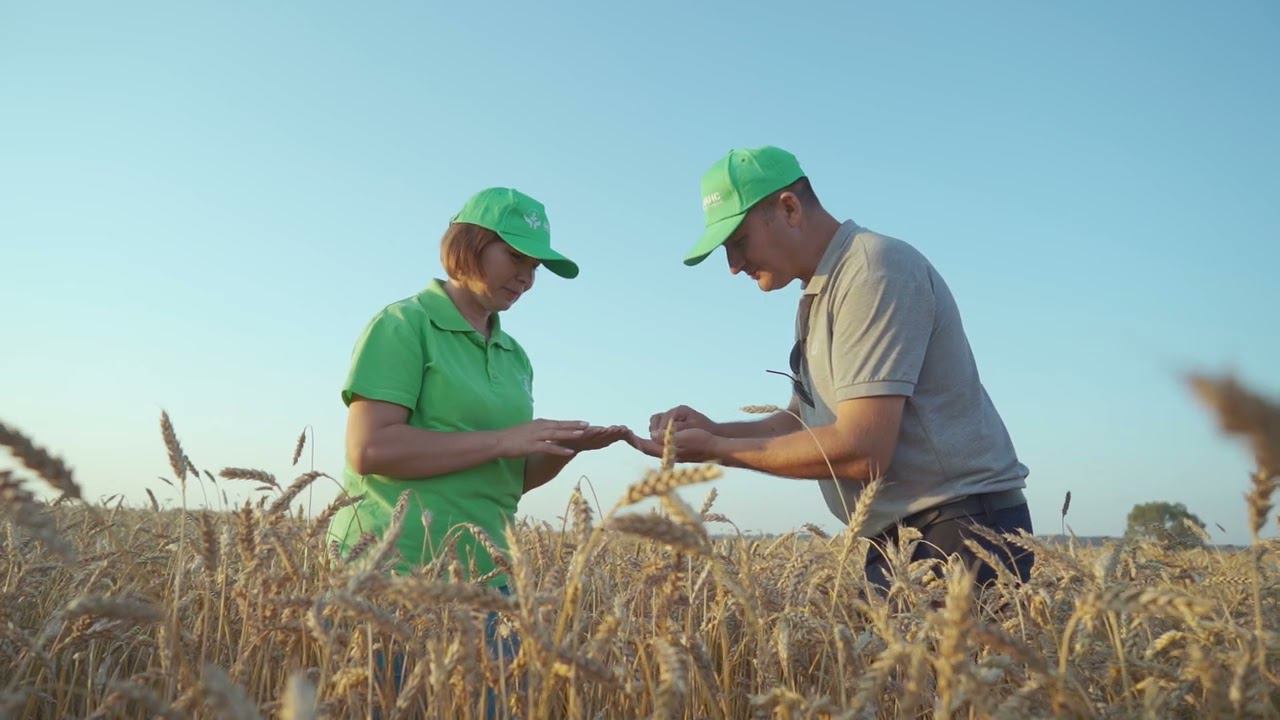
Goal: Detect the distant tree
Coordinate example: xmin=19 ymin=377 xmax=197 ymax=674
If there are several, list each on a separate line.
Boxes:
xmin=1125 ymin=501 xmax=1207 ymax=548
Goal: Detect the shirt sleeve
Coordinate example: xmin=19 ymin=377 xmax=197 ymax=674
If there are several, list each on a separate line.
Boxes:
xmin=830 ymin=266 xmax=935 ymax=401
xmin=341 ymin=308 xmax=426 ymax=410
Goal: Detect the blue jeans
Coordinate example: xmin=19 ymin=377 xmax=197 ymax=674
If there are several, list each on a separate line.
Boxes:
xmin=374 ymin=584 xmax=520 ymax=718
xmin=483 ymin=593 xmax=522 ymax=718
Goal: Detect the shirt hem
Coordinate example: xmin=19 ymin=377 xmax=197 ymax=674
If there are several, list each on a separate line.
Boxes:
xmin=836 ymin=379 xmax=916 ymax=400
xmin=341 ymin=385 xmax=418 ymax=409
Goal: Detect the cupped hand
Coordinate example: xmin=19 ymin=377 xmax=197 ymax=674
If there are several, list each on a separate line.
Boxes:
xmin=625 ymin=428 xmax=719 ymax=464
xmin=647 ymin=405 xmax=715 ymax=441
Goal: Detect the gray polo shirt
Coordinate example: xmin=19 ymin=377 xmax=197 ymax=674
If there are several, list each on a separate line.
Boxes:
xmin=797 ymin=221 xmax=1028 ymax=537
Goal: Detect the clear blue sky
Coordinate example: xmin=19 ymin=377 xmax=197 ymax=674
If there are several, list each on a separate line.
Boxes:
xmin=3 ymin=2 xmax=1277 ymax=544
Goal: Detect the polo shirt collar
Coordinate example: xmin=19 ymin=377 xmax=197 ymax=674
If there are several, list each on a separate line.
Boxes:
xmin=802 ymin=220 xmax=860 ymax=297
xmin=418 ymin=279 xmax=514 ymax=349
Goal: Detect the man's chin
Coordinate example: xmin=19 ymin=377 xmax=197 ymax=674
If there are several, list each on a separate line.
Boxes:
xmin=756 ymin=274 xmax=790 ymax=292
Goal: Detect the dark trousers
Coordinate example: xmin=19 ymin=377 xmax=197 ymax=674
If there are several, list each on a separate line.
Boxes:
xmin=864 ymin=502 xmax=1034 ymax=589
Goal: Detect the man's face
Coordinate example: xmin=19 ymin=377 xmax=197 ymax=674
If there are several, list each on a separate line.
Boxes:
xmin=723 ymin=205 xmax=798 ymax=292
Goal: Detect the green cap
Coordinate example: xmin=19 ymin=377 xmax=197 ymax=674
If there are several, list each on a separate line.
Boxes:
xmin=684 ymin=146 xmax=806 ymax=266
xmin=451 ymin=187 xmax=579 ymax=279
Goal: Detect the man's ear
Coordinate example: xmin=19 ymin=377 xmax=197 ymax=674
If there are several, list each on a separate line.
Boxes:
xmin=780 ymin=191 xmax=805 ymax=228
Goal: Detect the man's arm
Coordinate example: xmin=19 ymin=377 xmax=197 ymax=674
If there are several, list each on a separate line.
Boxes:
xmin=710 ymin=398 xmax=805 ymax=439
xmin=648 ymin=399 xmax=803 ymax=440
xmin=630 ymin=395 xmax=905 ymax=482
xmin=714 ymin=396 xmax=904 ymax=481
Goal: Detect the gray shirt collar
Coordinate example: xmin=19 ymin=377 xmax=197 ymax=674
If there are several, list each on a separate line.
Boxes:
xmin=802 ymin=220 xmax=860 ymax=297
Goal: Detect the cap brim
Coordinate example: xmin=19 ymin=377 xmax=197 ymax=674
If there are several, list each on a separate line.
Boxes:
xmin=498 ymin=233 xmax=580 ymax=279
xmin=683 ymin=212 xmax=746 ymax=267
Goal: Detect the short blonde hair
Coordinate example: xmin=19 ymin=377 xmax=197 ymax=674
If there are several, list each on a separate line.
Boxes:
xmin=440 ymin=222 xmax=502 ymax=282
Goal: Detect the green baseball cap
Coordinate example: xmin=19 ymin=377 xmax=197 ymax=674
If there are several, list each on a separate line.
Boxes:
xmin=451 ymin=187 xmax=579 ymax=279
xmin=684 ymin=145 xmax=806 ymax=266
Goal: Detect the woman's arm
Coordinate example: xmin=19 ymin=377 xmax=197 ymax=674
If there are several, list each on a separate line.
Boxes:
xmin=523 ymin=453 xmax=573 ymax=495
xmin=345 ymin=396 xmax=588 ymax=478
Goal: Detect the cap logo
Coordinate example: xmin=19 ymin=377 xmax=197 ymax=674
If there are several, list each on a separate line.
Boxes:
xmin=702 ymin=192 xmax=723 ymax=210
xmin=523 ymin=211 xmax=548 ymax=231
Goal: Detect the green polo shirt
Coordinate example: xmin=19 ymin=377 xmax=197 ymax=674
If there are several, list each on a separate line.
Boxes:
xmin=327 ymin=279 xmax=534 ymax=585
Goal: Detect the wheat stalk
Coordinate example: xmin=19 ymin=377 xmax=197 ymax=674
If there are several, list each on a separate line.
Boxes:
xmin=569 ymin=485 xmax=593 ymax=543
xmin=63 ymin=595 xmax=163 ymax=624
xmin=607 ymin=514 xmax=708 ymax=554
xmin=651 ymin=637 xmax=688 ymax=720
xmin=1189 ymin=374 xmax=1280 ymax=479
xmin=291 ymin=428 xmax=308 ymax=467
xmin=802 ymin=523 xmax=830 ymax=539
xmin=396 ymin=578 xmax=519 ymax=614
xmin=0 ymin=470 xmax=76 ymax=560
xmin=617 ymin=465 xmax=722 ymax=510
xmin=197 ymin=511 xmax=219 ymax=579
xmin=0 ymin=419 xmax=81 ymax=501
xmin=843 ymin=476 xmax=883 ymax=538
xmin=201 ymin=663 xmax=263 ymax=720
xmin=278 ymin=671 xmax=317 ymax=720
xmin=268 ymin=471 xmax=328 ymax=516
xmin=219 ymin=467 xmax=280 ymax=490
xmin=307 ymin=492 xmax=365 ymax=542
xmin=348 ymin=490 xmax=411 ymax=584
xmin=158 ymin=412 xmax=188 ymax=485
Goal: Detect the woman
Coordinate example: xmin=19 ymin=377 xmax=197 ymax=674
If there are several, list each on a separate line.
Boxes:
xmin=328 ymin=187 xmax=626 ymax=588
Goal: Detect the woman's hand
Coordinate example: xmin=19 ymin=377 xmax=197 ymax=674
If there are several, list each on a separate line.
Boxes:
xmin=499 ymin=419 xmax=589 ymax=458
xmin=558 ymin=424 xmax=630 ymax=453
xmin=520 ymin=424 xmax=630 ymax=494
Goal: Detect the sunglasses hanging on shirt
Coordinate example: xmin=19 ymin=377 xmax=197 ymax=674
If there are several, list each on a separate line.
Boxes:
xmin=765 ymin=341 xmax=815 ymax=407
xmin=766 ymin=295 xmax=816 ymax=408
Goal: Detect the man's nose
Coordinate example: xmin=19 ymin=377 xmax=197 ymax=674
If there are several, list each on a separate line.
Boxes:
xmin=726 ymin=248 xmax=744 ymax=275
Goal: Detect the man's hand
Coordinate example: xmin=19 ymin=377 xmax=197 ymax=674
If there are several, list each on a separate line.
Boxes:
xmin=648 ymin=405 xmax=716 ymax=440
xmin=626 ymin=428 xmax=720 ymax=463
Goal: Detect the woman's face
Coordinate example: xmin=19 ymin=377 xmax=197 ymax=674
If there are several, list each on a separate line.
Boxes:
xmin=470 ymin=240 xmax=539 ymax=312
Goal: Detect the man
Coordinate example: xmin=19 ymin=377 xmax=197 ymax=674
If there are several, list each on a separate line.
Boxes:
xmin=629 ymin=145 xmax=1033 ymax=587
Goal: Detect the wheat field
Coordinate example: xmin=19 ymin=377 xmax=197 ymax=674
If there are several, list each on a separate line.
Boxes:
xmin=1 ymin=375 xmax=1277 ymax=719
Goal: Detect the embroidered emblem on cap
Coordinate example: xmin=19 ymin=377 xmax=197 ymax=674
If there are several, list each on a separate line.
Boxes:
xmin=523 ymin=212 xmax=547 ymax=231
